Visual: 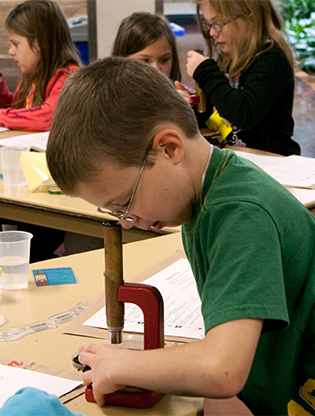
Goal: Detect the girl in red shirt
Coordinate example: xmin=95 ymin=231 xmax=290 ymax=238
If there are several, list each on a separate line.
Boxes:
xmin=0 ymin=0 xmax=81 ymax=131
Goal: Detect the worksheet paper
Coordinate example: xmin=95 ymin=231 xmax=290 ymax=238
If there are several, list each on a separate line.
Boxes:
xmin=0 ymin=131 xmax=49 ymax=151
xmin=235 ymin=151 xmax=315 ymax=189
xmin=0 ymin=365 xmax=82 ymax=408
xmin=0 ymin=127 xmax=8 ymax=133
xmin=83 ymin=258 xmax=205 ymax=340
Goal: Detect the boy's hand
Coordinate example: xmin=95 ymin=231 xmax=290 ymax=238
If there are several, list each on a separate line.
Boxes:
xmin=174 ymin=81 xmax=193 ymax=104
xmin=186 ymin=51 xmax=209 ymax=78
xmin=77 ymin=318 xmax=263 ymax=405
xmin=78 ymin=344 xmax=124 ymax=406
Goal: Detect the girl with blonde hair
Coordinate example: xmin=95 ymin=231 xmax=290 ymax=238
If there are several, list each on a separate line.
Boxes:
xmin=186 ymin=0 xmax=300 ymax=156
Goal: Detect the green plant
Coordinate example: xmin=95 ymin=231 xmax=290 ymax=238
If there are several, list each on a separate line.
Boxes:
xmin=278 ymin=0 xmax=315 ymax=74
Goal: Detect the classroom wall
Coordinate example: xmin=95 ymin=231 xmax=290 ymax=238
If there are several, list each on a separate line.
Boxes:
xmin=93 ymin=0 xmax=158 ymax=59
xmin=0 ymin=0 xmax=192 ymax=91
xmin=0 ymin=0 xmax=161 ymax=89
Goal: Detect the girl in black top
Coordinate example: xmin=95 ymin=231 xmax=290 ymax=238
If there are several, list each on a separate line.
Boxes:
xmin=184 ymin=0 xmax=300 ymax=156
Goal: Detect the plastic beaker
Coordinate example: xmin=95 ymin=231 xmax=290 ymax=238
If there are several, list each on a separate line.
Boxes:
xmin=0 ymin=146 xmax=29 ymax=187
xmin=0 ymin=231 xmax=33 ymax=290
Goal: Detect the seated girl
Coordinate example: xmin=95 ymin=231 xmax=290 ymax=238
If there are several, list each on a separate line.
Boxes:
xmin=0 ymin=0 xmax=81 ymax=131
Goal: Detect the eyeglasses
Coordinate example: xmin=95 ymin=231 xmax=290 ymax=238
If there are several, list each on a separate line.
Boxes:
xmin=200 ymin=17 xmax=239 ymax=39
xmin=97 ymin=140 xmax=153 ymax=222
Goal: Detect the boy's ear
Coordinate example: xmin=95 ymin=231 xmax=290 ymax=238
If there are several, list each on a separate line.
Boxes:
xmin=152 ymin=129 xmax=185 ymax=164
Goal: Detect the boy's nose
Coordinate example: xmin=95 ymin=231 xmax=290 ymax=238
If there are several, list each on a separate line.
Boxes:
xmin=119 ymin=217 xmax=135 ymax=229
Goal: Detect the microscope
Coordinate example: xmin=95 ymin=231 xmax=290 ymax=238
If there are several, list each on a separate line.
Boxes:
xmin=83 ymin=221 xmax=165 ymax=408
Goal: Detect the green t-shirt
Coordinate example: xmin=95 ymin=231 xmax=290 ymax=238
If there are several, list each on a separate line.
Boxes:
xmin=182 ymin=146 xmax=315 ymax=415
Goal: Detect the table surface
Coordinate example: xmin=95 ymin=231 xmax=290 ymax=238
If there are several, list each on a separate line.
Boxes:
xmin=0 ymin=130 xmax=180 ymax=242
xmin=1 ymin=131 xmax=315 ymax=414
xmin=0 ymin=231 xmax=203 ymax=415
xmin=1 ymin=131 xmax=315 ymax=226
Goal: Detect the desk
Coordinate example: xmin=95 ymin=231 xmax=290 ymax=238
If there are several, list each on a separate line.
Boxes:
xmin=0 ymin=130 xmax=179 ymax=243
xmin=0 ymin=232 xmax=203 ymax=415
xmin=0 ymin=181 xmax=178 ymax=243
xmin=0 ymin=129 xmax=31 ymax=140
xmin=1 ymin=131 xmax=314 ymax=243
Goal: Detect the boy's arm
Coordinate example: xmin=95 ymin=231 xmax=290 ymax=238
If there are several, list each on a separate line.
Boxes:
xmin=204 ymin=396 xmax=254 ymax=415
xmin=79 ymin=318 xmax=263 ymax=406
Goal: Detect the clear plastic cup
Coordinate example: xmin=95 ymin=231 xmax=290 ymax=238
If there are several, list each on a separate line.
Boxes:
xmin=0 ymin=312 xmax=5 ymax=327
xmin=0 ymin=146 xmax=29 ymax=187
xmin=0 ymin=231 xmax=33 ymax=290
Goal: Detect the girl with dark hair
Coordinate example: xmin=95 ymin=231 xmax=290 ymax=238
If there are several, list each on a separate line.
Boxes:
xmin=112 ymin=12 xmax=181 ymax=82
xmin=0 ymin=0 xmax=81 ymax=131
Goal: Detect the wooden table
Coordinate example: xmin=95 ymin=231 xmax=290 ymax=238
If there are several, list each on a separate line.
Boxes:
xmin=0 ymin=180 xmax=177 ymax=243
xmin=0 ymin=130 xmax=179 ymax=243
xmin=0 ymin=129 xmax=31 ymax=139
xmin=1 ymin=131 xmax=314 ymax=243
xmin=0 ymin=232 xmax=203 ymax=415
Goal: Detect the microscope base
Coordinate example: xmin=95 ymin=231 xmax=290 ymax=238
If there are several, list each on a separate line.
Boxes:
xmin=85 ymin=385 xmax=164 ymax=408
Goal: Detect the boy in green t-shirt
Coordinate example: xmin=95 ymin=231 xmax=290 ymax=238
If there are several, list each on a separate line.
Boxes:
xmin=46 ymin=57 xmax=315 ymax=416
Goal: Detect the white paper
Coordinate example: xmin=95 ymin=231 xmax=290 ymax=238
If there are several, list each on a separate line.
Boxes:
xmin=84 ymin=259 xmax=205 ymax=340
xmin=233 ymin=151 xmax=280 ymax=170
xmin=263 ymin=155 xmax=315 ymax=188
xmin=0 ymin=364 xmax=82 ymax=408
xmin=235 ymin=151 xmax=315 ymax=189
xmin=0 ymin=132 xmax=49 ymax=151
xmin=0 ymin=128 xmax=8 ymax=133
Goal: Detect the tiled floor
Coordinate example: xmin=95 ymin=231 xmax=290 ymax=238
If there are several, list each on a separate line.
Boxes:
xmin=175 ymin=22 xmax=315 ymax=158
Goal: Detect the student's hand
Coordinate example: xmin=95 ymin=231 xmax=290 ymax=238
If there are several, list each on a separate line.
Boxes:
xmin=174 ymin=81 xmax=193 ymax=104
xmin=78 ymin=344 xmax=124 ymax=406
xmin=186 ymin=51 xmax=209 ymax=78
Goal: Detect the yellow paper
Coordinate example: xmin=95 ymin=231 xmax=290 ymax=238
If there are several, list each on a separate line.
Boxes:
xmin=19 ymin=152 xmax=50 ymax=192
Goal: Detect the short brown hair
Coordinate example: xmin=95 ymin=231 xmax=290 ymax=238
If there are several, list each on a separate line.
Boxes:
xmin=46 ymin=57 xmax=198 ymax=196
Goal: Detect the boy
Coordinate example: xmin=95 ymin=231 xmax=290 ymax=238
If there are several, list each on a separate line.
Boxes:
xmin=47 ymin=57 xmax=315 ymax=416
